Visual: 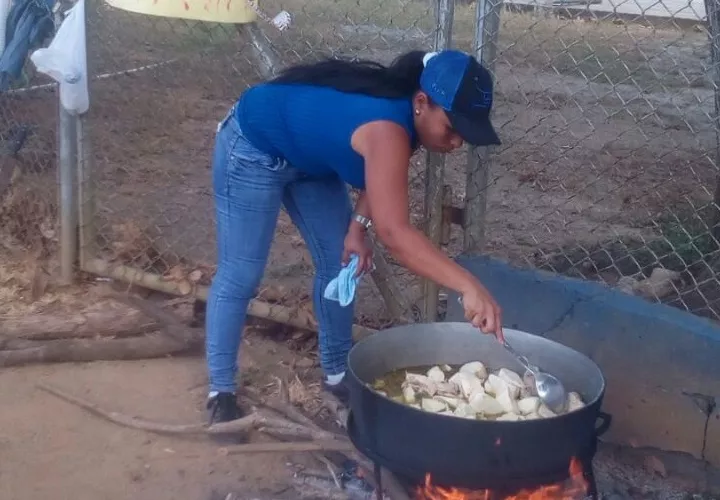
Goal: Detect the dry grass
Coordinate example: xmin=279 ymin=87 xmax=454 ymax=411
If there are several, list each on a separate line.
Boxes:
xmin=0 ymin=175 xmax=56 ymax=256
xmin=0 ymin=174 xmax=72 ymax=317
xmin=287 ymin=375 xmax=324 ymax=415
xmin=0 ymin=251 xmax=95 ymax=317
xmin=98 ymin=220 xmax=177 ymax=275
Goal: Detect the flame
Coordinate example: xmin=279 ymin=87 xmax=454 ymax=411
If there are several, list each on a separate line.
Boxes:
xmin=415 ymin=457 xmax=587 ymax=500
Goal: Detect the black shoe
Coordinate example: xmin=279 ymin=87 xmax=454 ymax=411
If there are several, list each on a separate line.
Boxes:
xmin=206 ymin=392 xmax=242 ymax=425
xmin=322 ymin=377 xmax=350 ymax=407
xmin=206 ymin=392 xmax=247 ymax=445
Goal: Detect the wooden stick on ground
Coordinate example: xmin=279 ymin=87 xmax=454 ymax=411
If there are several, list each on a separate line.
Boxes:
xmin=220 ymin=441 xmax=355 ymax=455
xmin=37 ymin=382 xmax=259 ymax=434
xmin=1 ymin=307 xmax=156 ymax=340
xmin=245 ymin=379 xmax=410 ymax=500
xmin=0 ymin=293 xmax=208 ymax=368
xmin=105 ymin=291 xmax=198 ymax=346
xmin=9 ymin=325 xmax=158 ymax=342
xmin=36 ymin=382 xmax=348 ymax=443
xmin=83 ymin=258 xmax=377 ymax=342
xmin=0 ymin=334 xmax=198 ymax=368
xmin=245 ymin=377 xmax=347 ymax=431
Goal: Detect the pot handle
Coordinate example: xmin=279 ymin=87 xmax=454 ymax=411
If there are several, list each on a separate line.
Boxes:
xmin=595 ymin=411 xmax=612 ymax=437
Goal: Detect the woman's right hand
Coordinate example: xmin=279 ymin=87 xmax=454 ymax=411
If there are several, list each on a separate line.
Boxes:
xmin=461 ymin=281 xmax=504 ymax=342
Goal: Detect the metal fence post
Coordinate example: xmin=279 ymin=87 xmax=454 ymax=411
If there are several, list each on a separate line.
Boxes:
xmin=704 ymin=0 xmax=720 ymax=242
xmin=421 ymin=0 xmax=455 ymax=322
xmin=75 ymin=0 xmax=95 ymax=270
xmin=77 ymin=114 xmax=95 ymax=269
xmin=237 ymin=22 xmax=280 ymax=79
xmin=463 ymin=0 xmax=503 ymax=255
xmin=55 ymin=3 xmax=80 ymax=284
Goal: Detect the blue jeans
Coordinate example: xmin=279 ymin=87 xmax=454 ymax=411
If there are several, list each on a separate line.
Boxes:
xmin=206 ymin=109 xmax=355 ymax=393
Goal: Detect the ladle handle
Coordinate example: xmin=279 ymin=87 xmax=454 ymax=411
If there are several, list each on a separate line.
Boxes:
xmin=501 ymin=339 xmax=535 ymax=374
xmin=456 ymin=296 xmax=534 ymax=371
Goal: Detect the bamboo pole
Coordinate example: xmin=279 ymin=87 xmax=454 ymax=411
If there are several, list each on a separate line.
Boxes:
xmin=82 ymin=259 xmax=377 ymax=343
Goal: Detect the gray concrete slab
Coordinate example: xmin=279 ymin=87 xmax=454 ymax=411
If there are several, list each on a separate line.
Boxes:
xmin=445 ymin=255 xmax=720 ymax=466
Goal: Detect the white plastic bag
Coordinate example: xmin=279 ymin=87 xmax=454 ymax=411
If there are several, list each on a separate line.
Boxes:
xmin=30 ymin=0 xmax=88 ymax=114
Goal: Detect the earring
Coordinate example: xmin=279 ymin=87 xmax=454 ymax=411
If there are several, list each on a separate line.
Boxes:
xmin=414 ymin=109 xmax=420 ymax=115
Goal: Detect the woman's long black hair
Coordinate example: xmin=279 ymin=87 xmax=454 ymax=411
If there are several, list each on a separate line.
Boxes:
xmin=268 ymin=50 xmax=426 ymax=99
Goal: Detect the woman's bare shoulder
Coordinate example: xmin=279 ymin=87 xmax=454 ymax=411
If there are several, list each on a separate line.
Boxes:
xmin=351 ymin=120 xmax=412 ymax=160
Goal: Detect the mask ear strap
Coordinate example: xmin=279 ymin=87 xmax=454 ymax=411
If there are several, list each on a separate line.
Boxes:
xmin=423 ymin=52 xmax=438 ymax=67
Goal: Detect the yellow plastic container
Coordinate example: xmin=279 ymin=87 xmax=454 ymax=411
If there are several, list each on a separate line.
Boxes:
xmin=104 ymin=0 xmax=257 ymax=23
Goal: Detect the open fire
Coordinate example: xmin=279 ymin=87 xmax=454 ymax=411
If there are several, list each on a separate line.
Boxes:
xmin=415 ymin=457 xmax=588 ymax=500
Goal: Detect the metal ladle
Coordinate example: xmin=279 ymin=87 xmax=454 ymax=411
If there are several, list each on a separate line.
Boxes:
xmin=500 ymin=338 xmax=567 ymax=413
xmin=457 ymin=296 xmax=568 ymax=413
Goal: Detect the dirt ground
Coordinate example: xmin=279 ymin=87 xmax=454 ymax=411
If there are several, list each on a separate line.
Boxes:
xmin=2 ymin=301 xmax=720 ymax=500
xmin=0 ymin=320 xmax=333 ymax=500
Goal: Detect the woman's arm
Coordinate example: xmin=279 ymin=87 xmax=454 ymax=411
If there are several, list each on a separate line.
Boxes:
xmin=354 ymin=191 xmax=371 ymax=219
xmin=350 ymin=191 xmax=372 ymax=232
xmin=351 ymin=120 xmax=503 ymax=337
xmin=351 ymin=121 xmax=477 ymax=296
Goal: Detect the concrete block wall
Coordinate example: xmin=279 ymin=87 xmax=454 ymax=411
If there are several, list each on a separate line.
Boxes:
xmin=444 ymin=256 xmax=720 ymax=467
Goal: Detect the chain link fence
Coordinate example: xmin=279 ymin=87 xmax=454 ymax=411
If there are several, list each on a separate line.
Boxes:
xmin=74 ymin=0 xmax=443 ymax=332
xmin=458 ymin=0 xmax=720 ymax=321
xmin=0 ymin=42 xmax=58 ymax=316
xmin=2 ymin=0 xmax=719 ymax=328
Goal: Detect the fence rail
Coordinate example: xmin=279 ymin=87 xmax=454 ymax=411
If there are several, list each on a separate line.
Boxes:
xmin=2 ymin=0 xmax=720 ymax=329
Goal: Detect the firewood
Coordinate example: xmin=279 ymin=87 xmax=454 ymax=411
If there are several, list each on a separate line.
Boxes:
xmin=220 ymin=441 xmax=355 ymax=455
xmin=245 ymin=380 xmax=408 ymax=499
xmin=0 ymin=333 xmax=200 ymax=367
xmin=105 ymin=291 xmax=196 ymax=346
xmin=1 ymin=307 xmax=156 ymax=340
xmin=37 ymin=382 xmax=259 ymax=434
xmin=0 ymin=293 xmax=204 ymax=367
xmin=36 ymin=382 xmax=347 ymax=443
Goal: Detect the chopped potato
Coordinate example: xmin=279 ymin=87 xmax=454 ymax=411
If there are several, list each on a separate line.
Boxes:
xmin=373 ymin=362 xmax=585 ymax=422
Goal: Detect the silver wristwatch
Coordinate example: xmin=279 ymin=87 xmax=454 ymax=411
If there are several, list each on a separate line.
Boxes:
xmin=352 ymin=213 xmax=373 ymax=230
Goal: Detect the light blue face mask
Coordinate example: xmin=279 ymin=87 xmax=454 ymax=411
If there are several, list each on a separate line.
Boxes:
xmin=323 ymin=254 xmax=365 ymax=307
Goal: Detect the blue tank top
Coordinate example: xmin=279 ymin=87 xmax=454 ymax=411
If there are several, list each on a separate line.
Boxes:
xmin=235 ymin=83 xmax=417 ymax=189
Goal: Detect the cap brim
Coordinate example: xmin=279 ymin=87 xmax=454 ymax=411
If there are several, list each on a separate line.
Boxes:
xmin=448 ymin=112 xmax=501 ymax=147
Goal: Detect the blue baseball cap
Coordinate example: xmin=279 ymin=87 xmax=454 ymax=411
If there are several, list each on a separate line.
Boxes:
xmin=419 ymin=50 xmax=501 ymax=146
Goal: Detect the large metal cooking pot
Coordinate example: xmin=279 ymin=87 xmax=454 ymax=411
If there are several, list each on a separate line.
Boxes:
xmin=346 ymin=322 xmax=611 ymax=491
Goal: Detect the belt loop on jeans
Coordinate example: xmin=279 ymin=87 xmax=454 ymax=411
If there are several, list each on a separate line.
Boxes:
xmin=217 ymin=102 xmax=237 ymax=133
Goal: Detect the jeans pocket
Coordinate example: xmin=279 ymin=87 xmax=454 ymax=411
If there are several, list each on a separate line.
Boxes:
xmin=228 ymin=128 xmax=286 ymax=173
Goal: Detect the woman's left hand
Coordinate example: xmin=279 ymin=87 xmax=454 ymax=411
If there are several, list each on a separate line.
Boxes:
xmin=342 ymin=225 xmax=373 ymax=277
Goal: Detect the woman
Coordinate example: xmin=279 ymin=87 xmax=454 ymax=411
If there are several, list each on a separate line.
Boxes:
xmin=206 ymin=48 xmax=504 ymax=424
